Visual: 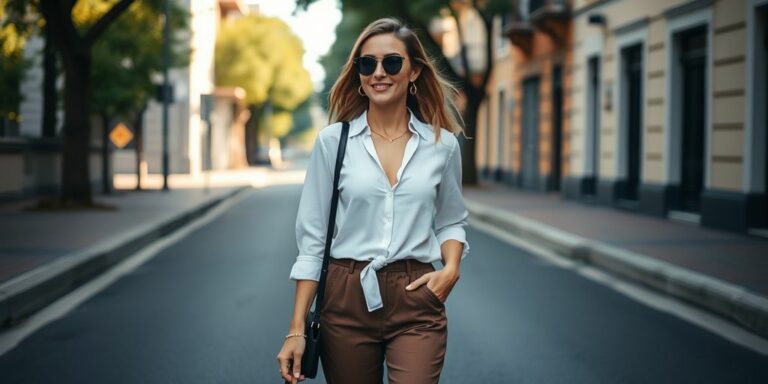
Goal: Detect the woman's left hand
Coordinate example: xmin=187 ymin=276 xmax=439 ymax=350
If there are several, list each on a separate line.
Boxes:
xmin=405 ymin=265 xmax=460 ymax=303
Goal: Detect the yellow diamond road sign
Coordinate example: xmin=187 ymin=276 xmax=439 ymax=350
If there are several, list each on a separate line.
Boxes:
xmin=110 ymin=122 xmax=133 ymax=149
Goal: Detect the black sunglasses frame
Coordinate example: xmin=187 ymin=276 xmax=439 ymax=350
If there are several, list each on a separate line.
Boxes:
xmin=353 ymin=55 xmax=407 ymax=76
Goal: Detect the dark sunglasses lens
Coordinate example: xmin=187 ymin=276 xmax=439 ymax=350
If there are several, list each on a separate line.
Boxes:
xmin=356 ymin=57 xmax=376 ymax=75
xmin=382 ymin=56 xmax=403 ymax=75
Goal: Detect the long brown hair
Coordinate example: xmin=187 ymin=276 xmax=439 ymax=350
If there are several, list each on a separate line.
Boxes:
xmin=327 ymin=17 xmax=466 ymax=144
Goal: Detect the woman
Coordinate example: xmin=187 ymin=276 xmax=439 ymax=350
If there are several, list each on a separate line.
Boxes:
xmin=277 ymin=17 xmax=470 ymax=384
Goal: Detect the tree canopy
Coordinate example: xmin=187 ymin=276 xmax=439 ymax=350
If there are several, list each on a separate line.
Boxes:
xmin=0 ymin=0 xmax=33 ymax=126
xmin=215 ymin=13 xmax=313 ymax=138
xmin=86 ymin=0 xmax=188 ymax=118
xmin=215 ymin=14 xmax=312 ymax=108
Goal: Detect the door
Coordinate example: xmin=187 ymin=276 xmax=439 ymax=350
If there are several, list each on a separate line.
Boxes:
xmin=679 ymin=26 xmax=707 ymax=212
xmin=623 ymin=44 xmax=643 ymax=200
xmin=586 ymin=56 xmax=601 ymax=195
xmin=485 ymin=102 xmax=492 ymax=177
xmin=497 ymin=90 xmax=505 ymax=181
xmin=521 ymin=77 xmax=540 ymax=189
xmin=764 ymin=8 xmax=768 ymax=224
xmin=552 ymin=65 xmax=563 ymax=191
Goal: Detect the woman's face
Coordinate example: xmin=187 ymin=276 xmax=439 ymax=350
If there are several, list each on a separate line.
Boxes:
xmin=357 ymin=33 xmax=420 ymax=107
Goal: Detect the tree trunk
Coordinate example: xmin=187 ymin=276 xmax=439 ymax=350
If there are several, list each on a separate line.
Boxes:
xmin=245 ymin=104 xmax=262 ymax=165
xmin=101 ymin=112 xmax=112 ymax=194
xmin=461 ymin=91 xmax=482 ymax=186
xmin=60 ymin=48 xmax=93 ymax=204
xmin=42 ymin=24 xmax=57 ymax=138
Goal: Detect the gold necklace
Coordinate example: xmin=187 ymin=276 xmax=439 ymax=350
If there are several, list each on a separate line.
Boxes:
xmin=369 ymin=127 xmax=409 ymax=143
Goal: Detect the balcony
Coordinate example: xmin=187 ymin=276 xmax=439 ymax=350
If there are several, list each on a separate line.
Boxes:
xmin=529 ymin=0 xmax=570 ymax=43
xmin=503 ymin=20 xmax=534 ymax=56
xmin=529 ymin=0 xmax=569 ymax=19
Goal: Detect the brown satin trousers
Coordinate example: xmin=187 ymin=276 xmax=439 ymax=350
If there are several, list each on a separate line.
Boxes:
xmin=318 ymin=257 xmax=448 ymax=383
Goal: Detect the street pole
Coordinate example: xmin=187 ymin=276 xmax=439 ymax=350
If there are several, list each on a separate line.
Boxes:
xmin=161 ymin=0 xmax=170 ymax=191
xmin=200 ymin=94 xmax=214 ymax=194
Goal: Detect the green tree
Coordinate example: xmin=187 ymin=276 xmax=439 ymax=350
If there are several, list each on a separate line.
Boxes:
xmin=317 ymin=10 xmax=367 ymax=110
xmin=87 ymin=0 xmax=188 ymax=192
xmin=215 ymin=14 xmax=313 ymax=164
xmin=300 ymin=0 xmax=516 ymax=185
xmin=88 ymin=0 xmax=188 ymax=137
xmin=0 ymin=0 xmax=33 ymax=135
xmin=9 ymin=0 xmax=140 ymax=207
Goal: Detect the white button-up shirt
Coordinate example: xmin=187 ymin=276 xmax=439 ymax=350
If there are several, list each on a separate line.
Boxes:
xmin=290 ymin=108 xmax=470 ymax=312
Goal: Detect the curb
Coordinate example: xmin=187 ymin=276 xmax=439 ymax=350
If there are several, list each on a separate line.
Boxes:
xmin=465 ymin=198 xmax=768 ymax=339
xmin=0 ymin=186 xmax=251 ymax=329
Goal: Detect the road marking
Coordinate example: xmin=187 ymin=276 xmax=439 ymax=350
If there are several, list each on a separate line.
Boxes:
xmin=0 ymin=188 xmax=256 ymax=356
xmin=469 ymin=217 xmax=768 ymax=356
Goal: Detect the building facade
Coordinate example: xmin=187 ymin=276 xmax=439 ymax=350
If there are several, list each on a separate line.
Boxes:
xmin=478 ymin=0 xmax=768 ymax=235
xmin=490 ymin=0 xmax=572 ymax=193
xmin=478 ymin=12 xmax=517 ymax=185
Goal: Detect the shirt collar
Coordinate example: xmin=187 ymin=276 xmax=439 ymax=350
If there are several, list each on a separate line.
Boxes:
xmin=348 ymin=107 xmax=433 ymax=141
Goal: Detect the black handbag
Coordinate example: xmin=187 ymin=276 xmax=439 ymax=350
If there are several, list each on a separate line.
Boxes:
xmin=300 ymin=121 xmax=349 ymax=379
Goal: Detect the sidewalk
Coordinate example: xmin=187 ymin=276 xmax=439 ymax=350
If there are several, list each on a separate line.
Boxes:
xmin=464 ymin=182 xmax=768 ymax=339
xmin=0 ymin=167 xmax=279 ymax=329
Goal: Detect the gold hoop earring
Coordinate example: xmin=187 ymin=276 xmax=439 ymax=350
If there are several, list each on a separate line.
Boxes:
xmin=358 ymin=85 xmax=366 ymax=97
xmin=409 ymin=82 xmax=417 ymax=95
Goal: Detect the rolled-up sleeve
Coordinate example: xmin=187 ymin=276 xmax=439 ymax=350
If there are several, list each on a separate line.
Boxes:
xmin=433 ymin=135 xmax=470 ymax=260
xmin=290 ymin=134 xmax=334 ymax=281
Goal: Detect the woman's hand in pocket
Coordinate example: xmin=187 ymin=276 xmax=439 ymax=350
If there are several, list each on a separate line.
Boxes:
xmin=404 ymin=266 xmax=460 ymax=303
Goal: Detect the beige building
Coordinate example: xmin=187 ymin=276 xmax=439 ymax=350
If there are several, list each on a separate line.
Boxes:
xmin=478 ymin=12 xmax=517 ymax=185
xmin=477 ymin=0 xmax=768 ymax=235
xmin=484 ymin=0 xmax=572 ymax=192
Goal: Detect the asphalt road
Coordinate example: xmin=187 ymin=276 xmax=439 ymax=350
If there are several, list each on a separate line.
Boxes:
xmin=1 ymin=184 xmax=766 ymax=383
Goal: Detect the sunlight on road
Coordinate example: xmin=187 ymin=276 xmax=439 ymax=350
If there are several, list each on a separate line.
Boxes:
xmin=114 ymin=161 xmax=310 ymax=191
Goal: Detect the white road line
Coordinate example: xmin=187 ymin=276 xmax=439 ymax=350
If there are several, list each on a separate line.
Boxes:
xmin=0 ymin=188 xmax=256 ymax=356
xmin=469 ymin=217 xmax=768 ymax=356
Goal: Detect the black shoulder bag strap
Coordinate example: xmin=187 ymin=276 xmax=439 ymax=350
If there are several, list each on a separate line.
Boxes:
xmin=301 ymin=122 xmax=348 ymax=379
xmin=311 ymin=121 xmax=348 ymax=323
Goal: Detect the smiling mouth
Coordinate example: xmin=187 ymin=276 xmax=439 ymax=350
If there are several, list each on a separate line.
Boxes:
xmin=371 ymin=84 xmax=392 ymax=91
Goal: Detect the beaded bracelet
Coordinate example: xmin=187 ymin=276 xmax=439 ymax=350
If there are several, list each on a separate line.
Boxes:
xmin=285 ymin=333 xmax=306 ymax=339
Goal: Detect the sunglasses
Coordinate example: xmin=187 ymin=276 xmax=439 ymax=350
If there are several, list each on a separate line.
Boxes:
xmin=353 ymin=55 xmax=406 ymax=76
